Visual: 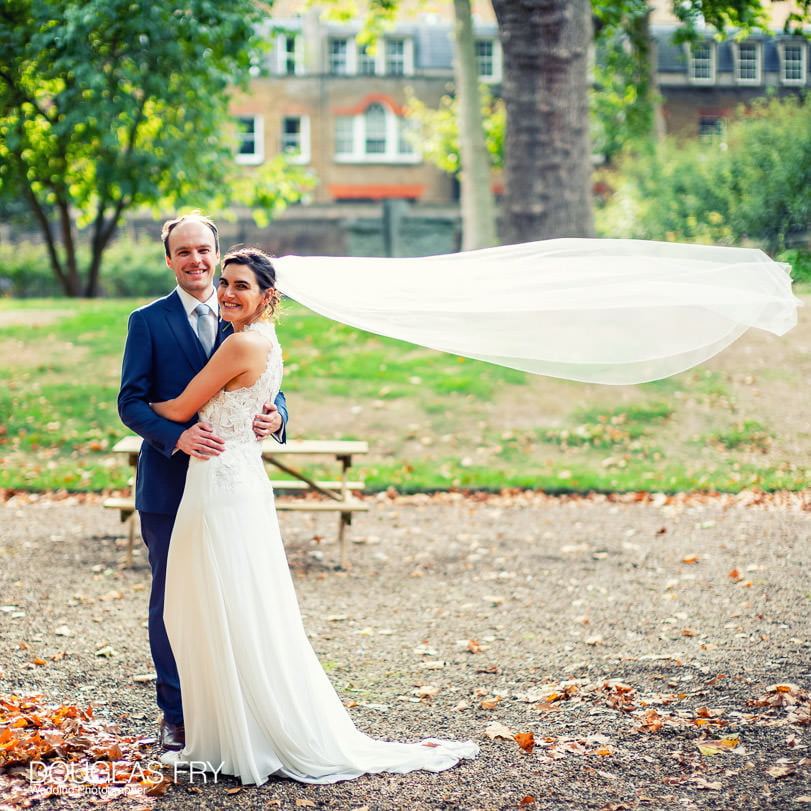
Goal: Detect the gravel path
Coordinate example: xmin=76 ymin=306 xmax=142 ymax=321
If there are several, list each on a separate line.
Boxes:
xmin=0 ymin=490 xmax=809 ymax=810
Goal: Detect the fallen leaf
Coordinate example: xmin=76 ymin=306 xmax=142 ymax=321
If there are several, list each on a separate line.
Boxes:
xmin=636 ymin=708 xmax=664 ymax=733
xmin=296 ymin=800 xmax=316 ymax=808
xmin=514 ymin=731 xmax=535 ymax=753
xmin=485 ymin=722 xmax=515 ymax=740
xmin=144 ymin=775 xmax=172 ymax=797
xmin=697 ymin=737 xmax=739 ymax=756
xmin=690 ymin=777 xmax=723 ymax=790
xmin=766 ymin=763 xmax=796 ymax=778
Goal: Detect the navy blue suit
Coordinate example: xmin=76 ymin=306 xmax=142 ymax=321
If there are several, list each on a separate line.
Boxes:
xmin=118 ymin=290 xmax=287 ymax=722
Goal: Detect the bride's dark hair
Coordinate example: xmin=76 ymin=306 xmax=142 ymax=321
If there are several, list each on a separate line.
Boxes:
xmin=222 ymin=247 xmax=281 ymax=319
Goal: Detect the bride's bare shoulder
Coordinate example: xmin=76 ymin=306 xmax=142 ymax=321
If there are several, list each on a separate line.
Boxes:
xmin=226 ymin=326 xmax=275 ymax=354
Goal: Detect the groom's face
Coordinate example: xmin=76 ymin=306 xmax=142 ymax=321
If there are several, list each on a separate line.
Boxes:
xmin=165 ymin=220 xmax=220 ymax=301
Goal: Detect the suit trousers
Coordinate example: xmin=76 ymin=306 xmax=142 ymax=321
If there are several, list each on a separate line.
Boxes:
xmin=139 ymin=510 xmax=183 ymax=724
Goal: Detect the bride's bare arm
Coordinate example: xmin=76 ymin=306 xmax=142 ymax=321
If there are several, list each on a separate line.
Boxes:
xmin=151 ymin=336 xmax=257 ymax=422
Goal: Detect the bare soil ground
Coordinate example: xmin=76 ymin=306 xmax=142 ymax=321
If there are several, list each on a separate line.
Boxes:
xmin=0 ymin=490 xmax=808 ymax=810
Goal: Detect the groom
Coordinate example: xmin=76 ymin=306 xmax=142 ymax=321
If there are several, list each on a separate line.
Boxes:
xmin=117 ymin=212 xmax=288 ymax=752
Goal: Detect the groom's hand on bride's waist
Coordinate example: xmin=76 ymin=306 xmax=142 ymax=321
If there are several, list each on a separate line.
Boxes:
xmin=253 ymin=404 xmax=282 ymax=439
xmin=176 ymin=422 xmax=226 ymax=459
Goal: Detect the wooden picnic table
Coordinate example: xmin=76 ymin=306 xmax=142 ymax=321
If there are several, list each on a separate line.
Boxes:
xmin=105 ymin=435 xmax=369 ymax=568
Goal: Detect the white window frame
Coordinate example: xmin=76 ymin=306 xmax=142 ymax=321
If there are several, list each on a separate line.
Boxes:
xmin=687 ymin=41 xmax=716 ymax=84
xmin=385 ymin=38 xmax=412 ymax=76
xmin=734 ymin=41 xmax=761 ymax=85
xmin=328 ymin=37 xmax=352 ymax=75
xmin=779 ymin=41 xmax=807 ymax=85
xmin=327 ymin=36 xmax=413 ymax=77
xmin=280 ymin=115 xmax=310 ymax=164
xmin=271 ymin=32 xmax=302 ymax=76
xmin=358 ymin=43 xmax=377 ymax=76
xmin=235 ymin=115 xmax=264 ymax=165
xmin=475 ymin=38 xmax=502 ymax=83
xmin=333 ymin=102 xmax=420 ymax=164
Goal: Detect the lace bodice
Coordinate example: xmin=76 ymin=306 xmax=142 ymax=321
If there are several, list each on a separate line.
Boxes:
xmin=198 ymin=321 xmax=283 ymax=442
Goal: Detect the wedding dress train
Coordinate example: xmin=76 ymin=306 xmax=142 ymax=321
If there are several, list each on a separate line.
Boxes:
xmin=163 ymin=322 xmax=478 ymax=785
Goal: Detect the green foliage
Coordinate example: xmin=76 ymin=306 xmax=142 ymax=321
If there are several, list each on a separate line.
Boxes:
xmin=404 ymin=86 xmax=504 ymax=176
xmin=0 ymin=238 xmax=175 ymax=298
xmin=318 ymin=0 xmax=401 ymax=44
xmin=777 ymin=249 xmax=811 ymax=283
xmin=591 ymin=1 xmax=658 ymax=162
xmin=0 ymin=0 xmax=314 ymax=297
xmin=597 ymin=95 xmax=811 ymax=256
xmin=669 ymin=0 xmax=770 ymax=41
xmin=668 ymin=0 xmax=811 ymax=41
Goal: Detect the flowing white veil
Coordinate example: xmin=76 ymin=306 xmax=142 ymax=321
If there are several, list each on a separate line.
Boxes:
xmin=274 ymin=239 xmax=799 ymax=385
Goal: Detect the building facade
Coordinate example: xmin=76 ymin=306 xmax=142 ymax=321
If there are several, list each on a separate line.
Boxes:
xmin=223 ymin=3 xmax=809 ymax=255
xmin=231 ymin=9 xmax=500 ymax=207
xmin=654 ymin=25 xmax=810 ymax=139
xmin=234 ymin=5 xmax=809 ymax=200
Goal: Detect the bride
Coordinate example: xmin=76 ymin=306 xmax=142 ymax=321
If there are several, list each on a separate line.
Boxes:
xmin=149 ymin=247 xmax=478 ymax=786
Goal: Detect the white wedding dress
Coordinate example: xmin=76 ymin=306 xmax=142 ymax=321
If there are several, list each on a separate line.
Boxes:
xmin=163 ymin=322 xmax=478 ymax=786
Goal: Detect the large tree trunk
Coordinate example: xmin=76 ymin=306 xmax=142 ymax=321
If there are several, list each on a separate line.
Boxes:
xmin=453 ymin=0 xmax=498 ymax=250
xmin=492 ymin=0 xmax=594 ymax=244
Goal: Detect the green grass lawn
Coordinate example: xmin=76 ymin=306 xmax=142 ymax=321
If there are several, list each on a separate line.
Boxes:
xmin=1 ymin=294 xmax=808 ymax=494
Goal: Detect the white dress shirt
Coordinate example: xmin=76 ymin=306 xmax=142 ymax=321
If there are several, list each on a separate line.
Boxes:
xmin=176 ymin=285 xmax=218 ymax=334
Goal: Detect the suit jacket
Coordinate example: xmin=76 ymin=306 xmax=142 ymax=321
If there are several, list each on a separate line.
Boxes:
xmin=117 ymin=290 xmax=288 ymax=516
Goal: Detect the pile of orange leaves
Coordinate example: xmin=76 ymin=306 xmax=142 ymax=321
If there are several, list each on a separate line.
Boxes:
xmin=0 ymin=694 xmax=167 ymax=808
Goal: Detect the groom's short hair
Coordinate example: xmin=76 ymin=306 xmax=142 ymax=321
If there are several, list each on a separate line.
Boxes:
xmin=161 ymin=212 xmax=220 ymax=257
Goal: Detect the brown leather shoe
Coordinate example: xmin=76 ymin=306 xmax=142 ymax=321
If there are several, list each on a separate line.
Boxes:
xmin=159 ymin=719 xmax=185 ymax=751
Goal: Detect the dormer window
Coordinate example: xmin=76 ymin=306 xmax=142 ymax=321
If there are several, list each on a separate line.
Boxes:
xmin=780 ymin=41 xmax=807 ymax=85
xmin=734 ymin=41 xmax=761 ymax=84
xmin=688 ymin=41 xmax=716 ymax=84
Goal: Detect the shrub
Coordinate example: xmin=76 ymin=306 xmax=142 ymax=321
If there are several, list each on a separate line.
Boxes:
xmin=0 ymin=237 xmax=170 ymax=298
xmin=598 ymin=95 xmax=811 ymax=258
xmin=777 ymin=248 xmax=811 ymax=283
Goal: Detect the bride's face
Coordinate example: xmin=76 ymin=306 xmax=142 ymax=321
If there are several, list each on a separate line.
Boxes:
xmin=217 ymin=264 xmax=270 ymax=327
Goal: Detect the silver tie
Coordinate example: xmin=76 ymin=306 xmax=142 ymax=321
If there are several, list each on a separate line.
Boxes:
xmin=194 ymin=303 xmax=216 ymax=357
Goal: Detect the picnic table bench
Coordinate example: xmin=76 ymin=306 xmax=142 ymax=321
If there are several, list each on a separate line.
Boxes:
xmin=104 ymin=435 xmax=369 ymax=568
